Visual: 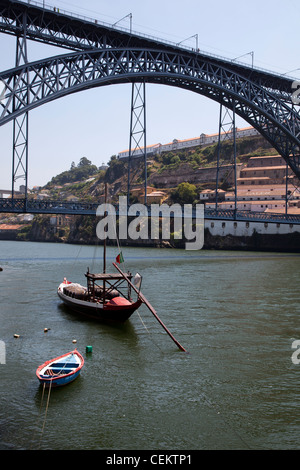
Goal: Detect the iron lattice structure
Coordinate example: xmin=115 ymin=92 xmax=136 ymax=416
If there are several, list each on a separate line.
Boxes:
xmin=1 ymin=47 xmax=299 ymax=176
xmin=1 ymin=197 xmax=300 ymax=224
xmin=0 ymin=0 xmax=299 ymax=218
xmin=127 ymin=81 xmax=147 ymax=204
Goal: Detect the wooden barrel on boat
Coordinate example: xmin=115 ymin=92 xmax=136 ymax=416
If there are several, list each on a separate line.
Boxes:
xmin=63 ymin=285 xmax=88 ymax=300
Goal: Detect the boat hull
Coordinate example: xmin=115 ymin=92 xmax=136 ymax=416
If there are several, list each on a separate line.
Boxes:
xmin=37 ymin=370 xmax=81 ymax=388
xmin=36 ymin=350 xmax=84 ymax=388
xmin=57 ymin=289 xmax=142 ymax=323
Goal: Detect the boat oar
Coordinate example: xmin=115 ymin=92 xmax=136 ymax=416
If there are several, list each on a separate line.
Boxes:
xmin=113 ymin=262 xmax=186 ymax=352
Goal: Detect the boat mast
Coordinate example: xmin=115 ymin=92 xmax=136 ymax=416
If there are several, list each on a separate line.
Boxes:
xmin=103 ymin=183 xmax=107 ymax=274
xmin=102 ymin=183 xmax=108 ymax=304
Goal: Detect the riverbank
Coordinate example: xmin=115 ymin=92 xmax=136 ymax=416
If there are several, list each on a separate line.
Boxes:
xmin=1 ymin=224 xmax=299 ymax=252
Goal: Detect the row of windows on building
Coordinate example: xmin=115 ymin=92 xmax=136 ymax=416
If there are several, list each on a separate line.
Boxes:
xmin=210 ymin=222 xmax=294 ymax=229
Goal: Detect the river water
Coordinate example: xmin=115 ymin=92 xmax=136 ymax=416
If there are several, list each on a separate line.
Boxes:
xmin=0 ymin=240 xmax=299 ymax=450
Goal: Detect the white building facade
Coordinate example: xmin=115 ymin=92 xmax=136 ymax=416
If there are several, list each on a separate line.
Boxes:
xmin=118 ymin=127 xmax=259 ymax=159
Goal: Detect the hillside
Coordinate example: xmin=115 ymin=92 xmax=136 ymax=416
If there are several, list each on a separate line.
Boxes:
xmin=1 ymin=132 xmax=285 ymax=247
xmin=36 ymin=133 xmax=278 ymax=204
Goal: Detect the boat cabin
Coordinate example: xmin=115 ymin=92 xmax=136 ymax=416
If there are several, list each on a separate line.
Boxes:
xmin=85 ymin=268 xmax=133 ymax=303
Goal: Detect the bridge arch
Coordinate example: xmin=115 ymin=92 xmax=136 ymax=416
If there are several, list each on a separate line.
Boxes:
xmin=1 ymin=47 xmax=299 ymax=177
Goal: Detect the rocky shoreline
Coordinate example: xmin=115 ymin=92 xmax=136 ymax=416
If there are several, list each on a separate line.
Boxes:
xmin=1 ymin=219 xmax=299 ymax=253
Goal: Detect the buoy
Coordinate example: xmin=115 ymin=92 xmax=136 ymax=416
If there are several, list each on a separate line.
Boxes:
xmin=72 ymin=339 xmax=77 ymax=344
xmin=86 ymin=345 xmax=92 ymax=353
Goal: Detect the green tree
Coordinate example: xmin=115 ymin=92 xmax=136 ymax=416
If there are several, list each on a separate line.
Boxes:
xmin=171 ymin=182 xmax=197 ymax=204
xmin=108 ymin=155 xmax=117 ymax=166
xmin=49 ymin=157 xmax=98 ymax=185
xmin=78 ymin=157 xmax=92 ymax=167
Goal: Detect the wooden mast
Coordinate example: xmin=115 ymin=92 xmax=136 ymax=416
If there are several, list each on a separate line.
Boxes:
xmin=103 ymin=183 xmax=108 ymax=274
xmin=113 ymin=262 xmax=186 ymax=352
xmin=103 ymin=183 xmax=108 ymax=304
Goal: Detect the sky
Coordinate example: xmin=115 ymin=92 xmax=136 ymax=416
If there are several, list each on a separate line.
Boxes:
xmin=0 ymin=0 xmax=299 ymax=190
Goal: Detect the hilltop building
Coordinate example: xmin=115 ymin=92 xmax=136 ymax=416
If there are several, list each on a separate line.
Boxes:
xmin=201 ymin=154 xmax=300 ymax=215
xmin=238 ymin=155 xmax=296 ymax=186
xmin=118 ymin=126 xmax=259 ymax=160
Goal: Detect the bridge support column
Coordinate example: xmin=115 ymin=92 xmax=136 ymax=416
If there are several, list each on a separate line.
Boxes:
xmin=127 ymin=81 xmax=147 ymax=206
xmin=12 ymin=15 xmax=29 ymax=208
xmin=285 ymin=160 xmax=300 ymax=216
xmin=216 ymin=102 xmax=237 ymax=215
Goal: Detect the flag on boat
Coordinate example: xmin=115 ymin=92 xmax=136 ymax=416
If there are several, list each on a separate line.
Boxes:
xmin=116 ymin=252 xmax=124 ymax=264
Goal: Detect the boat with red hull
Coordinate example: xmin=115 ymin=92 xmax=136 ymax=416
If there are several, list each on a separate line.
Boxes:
xmin=57 ymin=269 xmax=142 ymax=323
xmin=57 ymin=183 xmax=142 ymax=323
xmin=56 ymin=185 xmax=185 ymax=351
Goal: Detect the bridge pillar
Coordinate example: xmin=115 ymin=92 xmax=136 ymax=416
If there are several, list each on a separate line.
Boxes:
xmin=285 ymin=160 xmax=300 ymax=216
xmin=216 ymin=102 xmax=237 ymax=215
xmin=127 ymin=81 xmax=147 ymax=205
xmin=12 ymin=13 xmax=29 ymax=206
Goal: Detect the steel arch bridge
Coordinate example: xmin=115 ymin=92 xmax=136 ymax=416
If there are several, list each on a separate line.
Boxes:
xmin=0 ymin=0 xmax=300 ymax=221
xmin=1 ymin=46 xmax=300 ymax=176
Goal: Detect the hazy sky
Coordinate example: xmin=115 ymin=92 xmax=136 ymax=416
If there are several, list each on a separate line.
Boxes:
xmin=0 ymin=0 xmax=299 ymax=189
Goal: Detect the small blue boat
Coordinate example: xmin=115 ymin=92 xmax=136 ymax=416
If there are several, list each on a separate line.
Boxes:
xmin=36 ymin=349 xmax=84 ymax=388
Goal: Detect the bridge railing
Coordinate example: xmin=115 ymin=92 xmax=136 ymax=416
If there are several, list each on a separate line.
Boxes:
xmin=1 ymin=198 xmax=299 ymax=224
xmin=204 ymin=208 xmax=300 ymax=223
xmin=15 ymin=0 xmax=298 ymax=80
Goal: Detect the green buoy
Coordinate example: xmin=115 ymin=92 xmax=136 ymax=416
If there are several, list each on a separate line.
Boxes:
xmin=86 ymin=345 xmax=92 ymax=353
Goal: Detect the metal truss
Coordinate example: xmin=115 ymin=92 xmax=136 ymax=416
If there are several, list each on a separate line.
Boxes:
xmin=0 ymin=47 xmax=299 ymax=177
xmin=0 ymin=197 xmax=299 ymax=224
xmin=0 ymin=0 xmax=295 ymax=101
xmin=0 ymin=0 xmax=177 ymax=52
xmin=127 ymin=81 xmax=147 ymax=204
xmin=12 ymin=14 xmax=28 ymax=201
xmin=215 ymin=103 xmax=237 ymax=210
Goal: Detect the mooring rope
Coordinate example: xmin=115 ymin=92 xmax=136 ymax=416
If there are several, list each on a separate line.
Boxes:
xmin=44 ymin=354 xmax=75 ymax=377
xmin=30 ymin=382 xmax=46 ymax=449
xmin=136 ymin=309 xmax=164 ymax=352
xmin=38 ymin=379 xmax=52 ymax=448
xmin=31 ymin=380 xmax=52 ymax=449
xmin=32 ymin=355 xmax=77 ymax=449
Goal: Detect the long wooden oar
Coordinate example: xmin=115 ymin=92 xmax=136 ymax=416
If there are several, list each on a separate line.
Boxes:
xmin=113 ymin=262 xmax=186 ymax=352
